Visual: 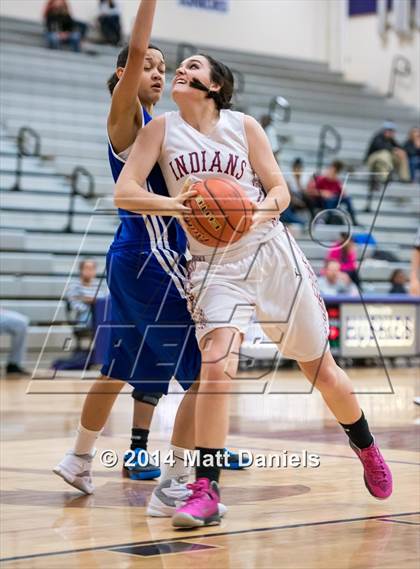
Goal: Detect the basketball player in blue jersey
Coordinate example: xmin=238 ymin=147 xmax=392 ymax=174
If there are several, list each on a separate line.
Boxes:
xmin=53 ymin=0 xmax=232 ymax=518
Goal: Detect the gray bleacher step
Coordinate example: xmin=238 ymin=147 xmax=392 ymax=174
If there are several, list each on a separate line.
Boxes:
xmin=0 ymin=252 xmax=106 ymax=275
xmin=0 ymin=174 xmax=71 ymax=192
xmin=0 ymin=192 xmax=93 ymax=212
xmin=0 ymin=229 xmax=26 ymax=250
xmin=0 ymin=300 xmax=79 ymax=323
xmin=0 ymin=252 xmax=54 ymax=274
xmin=0 ymin=324 xmax=75 ymax=353
xmin=1 ymin=231 xmax=111 ymax=254
xmin=2 ymin=79 xmax=412 ymax=121
xmin=2 ymin=211 xmax=117 ymax=233
xmin=0 ymin=275 xmax=101 ymax=299
xmin=0 ymin=59 xmax=395 ymax=105
xmin=298 ymin=242 xmax=411 ymax=262
xmin=0 ymin=93 xmax=109 ymax=118
xmin=0 ymin=155 xmax=63 ymax=176
xmin=5 ymin=103 xmax=409 ymax=149
xmin=0 ymin=32 xmax=347 ymax=85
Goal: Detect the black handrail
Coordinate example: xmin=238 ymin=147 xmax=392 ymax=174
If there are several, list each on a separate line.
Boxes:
xmin=176 ymin=42 xmax=198 ymax=67
xmin=11 ymin=127 xmax=42 ymax=191
xmin=64 ymin=166 xmax=95 ymax=233
xmin=268 ymin=96 xmax=291 ymax=123
xmin=387 ymin=55 xmax=411 ymax=98
xmin=316 ymin=125 xmax=342 ymax=173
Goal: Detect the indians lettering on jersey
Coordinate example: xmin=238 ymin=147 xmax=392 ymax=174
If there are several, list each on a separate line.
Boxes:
xmin=168 ymin=150 xmax=247 ymax=182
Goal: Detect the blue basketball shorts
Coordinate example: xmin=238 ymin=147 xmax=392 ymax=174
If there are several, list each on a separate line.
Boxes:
xmin=100 ymin=246 xmax=201 ymax=394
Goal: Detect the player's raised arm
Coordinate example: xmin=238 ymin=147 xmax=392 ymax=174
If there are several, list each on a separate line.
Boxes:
xmin=108 ymin=0 xmax=157 ymax=124
xmin=244 ymin=115 xmax=290 ymax=227
xmin=114 ymin=117 xmax=195 ymax=216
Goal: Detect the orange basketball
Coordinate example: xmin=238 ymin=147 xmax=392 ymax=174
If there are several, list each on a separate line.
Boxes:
xmin=183 ymin=178 xmax=253 ymax=248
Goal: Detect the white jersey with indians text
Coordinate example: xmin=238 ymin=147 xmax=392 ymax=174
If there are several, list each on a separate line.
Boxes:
xmin=159 ymin=110 xmax=280 ymax=257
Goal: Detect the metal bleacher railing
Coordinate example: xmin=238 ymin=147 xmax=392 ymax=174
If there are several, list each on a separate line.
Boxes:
xmin=387 ymin=54 xmax=411 ymax=99
xmin=2 ymin=125 xmax=95 ymax=233
xmin=316 ymin=124 xmax=342 ymax=173
xmin=10 ymin=126 xmax=42 ymax=191
xmin=269 ymin=95 xmax=291 ymax=124
xmin=64 ymin=167 xmax=95 ymax=233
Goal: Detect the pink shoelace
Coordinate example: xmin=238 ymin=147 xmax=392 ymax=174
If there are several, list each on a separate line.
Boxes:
xmin=362 ymin=446 xmax=388 ymax=485
xmin=185 ymin=479 xmax=211 ymax=504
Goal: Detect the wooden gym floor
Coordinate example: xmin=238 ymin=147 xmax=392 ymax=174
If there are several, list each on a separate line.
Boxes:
xmin=1 ymin=366 xmax=419 ymax=568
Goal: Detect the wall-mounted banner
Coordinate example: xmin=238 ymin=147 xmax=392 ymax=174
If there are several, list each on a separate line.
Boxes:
xmin=179 ymin=0 xmax=229 ymax=12
xmin=348 ymin=0 xmax=393 ymax=16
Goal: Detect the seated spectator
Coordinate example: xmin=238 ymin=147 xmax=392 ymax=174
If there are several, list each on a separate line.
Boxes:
xmin=318 ymin=261 xmax=358 ymax=297
xmin=44 ymin=0 xmax=82 ymax=52
xmin=284 ymin=158 xmax=316 ymax=220
xmin=364 ymin=121 xmax=410 ymax=210
xmin=98 ymin=0 xmax=122 ymax=46
xmin=403 ymin=127 xmax=420 ymax=183
xmin=326 ymin=233 xmax=360 ymax=287
xmin=0 ymin=309 xmax=29 ymax=376
xmin=307 ymin=160 xmax=360 ymax=226
xmin=389 ymin=269 xmax=408 ymax=294
xmin=67 ymin=259 xmax=100 ymax=329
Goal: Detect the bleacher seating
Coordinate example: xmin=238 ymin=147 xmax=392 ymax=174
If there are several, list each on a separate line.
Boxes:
xmin=0 ymin=16 xmax=419 ymax=367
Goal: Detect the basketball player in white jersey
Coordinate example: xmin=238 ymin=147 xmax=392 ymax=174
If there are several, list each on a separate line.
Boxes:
xmin=54 ymin=2 xmax=233 ymax=520
xmin=115 ymin=54 xmax=393 ymax=529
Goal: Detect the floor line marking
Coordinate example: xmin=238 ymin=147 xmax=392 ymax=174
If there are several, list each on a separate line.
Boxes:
xmin=1 ymin=511 xmax=419 ymax=563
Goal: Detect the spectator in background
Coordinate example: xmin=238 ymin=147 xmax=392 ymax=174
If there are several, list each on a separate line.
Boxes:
xmin=326 ymin=234 xmax=360 ymax=287
xmin=389 ymin=269 xmax=408 ymax=294
xmin=98 ymin=0 xmax=122 ymax=46
xmin=284 ymin=158 xmax=317 ymax=220
xmin=307 ymin=160 xmax=360 ymax=226
xmin=364 ymin=121 xmax=410 ymax=211
xmin=67 ymin=259 xmax=100 ymax=329
xmin=43 ymin=0 xmax=82 ymax=52
xmin=403 ymin=127 xmax=420 ymax=183
xmin=0 ymin=309 xmax=29 ymax=376
xmin=260 ymin=114 xmax=281 ymax=163
xmin=318 ymin=260 xmax=358 ymax=297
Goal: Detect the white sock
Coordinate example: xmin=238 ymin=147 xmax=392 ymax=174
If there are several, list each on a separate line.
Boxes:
xmin=73 ymin=423 xmax=102 ymax=456
xmin=160 ymin=444 xmax=191 ymax=482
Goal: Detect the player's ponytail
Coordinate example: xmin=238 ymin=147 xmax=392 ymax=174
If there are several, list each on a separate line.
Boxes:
xmin=191 ymin=54 xmax=234 ymax=110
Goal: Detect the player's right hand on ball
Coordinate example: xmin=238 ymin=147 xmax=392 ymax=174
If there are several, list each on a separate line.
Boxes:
xmin=170 ymin=187 xmax=197 ymax=217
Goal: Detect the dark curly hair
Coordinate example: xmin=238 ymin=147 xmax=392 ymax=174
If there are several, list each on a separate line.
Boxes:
xmin=107 ymin=44 xmax=165 ymax=95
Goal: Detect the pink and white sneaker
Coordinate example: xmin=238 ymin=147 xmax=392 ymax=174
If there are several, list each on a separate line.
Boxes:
xmin=350 ymin=439 xmax=393 ymax=500
xmin=172 ymin=478 xmax=221 ymax=528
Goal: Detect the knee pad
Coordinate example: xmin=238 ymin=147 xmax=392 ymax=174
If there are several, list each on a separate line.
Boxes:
xmin=131 ymin=390 xmax=163 ymax=407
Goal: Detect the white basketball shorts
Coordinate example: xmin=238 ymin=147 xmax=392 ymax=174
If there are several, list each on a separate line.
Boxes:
xmin=186 ymin=225 xmax=330 ymax=362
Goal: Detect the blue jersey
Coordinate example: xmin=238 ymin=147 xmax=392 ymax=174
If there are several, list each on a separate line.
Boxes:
xmin=108 ymin=107 xmax=187 ymax=255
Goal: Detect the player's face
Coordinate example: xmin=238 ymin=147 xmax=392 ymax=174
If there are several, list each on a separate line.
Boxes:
xmin=172 ymin=55 xmax=218 ymax=102
xmin=138 ymin=49 xmax=166 ymax=106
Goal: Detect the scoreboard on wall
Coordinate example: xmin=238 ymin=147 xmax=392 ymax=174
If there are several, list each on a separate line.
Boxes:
xmin=325 ymin=296 xmax=419 ymax=359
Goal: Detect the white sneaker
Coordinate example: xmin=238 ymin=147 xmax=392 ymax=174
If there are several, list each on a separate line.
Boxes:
xmin=53 ymin=451 xmax=95 ymax=495
xmin=147 ymin=476 xmax=227 ymax=518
